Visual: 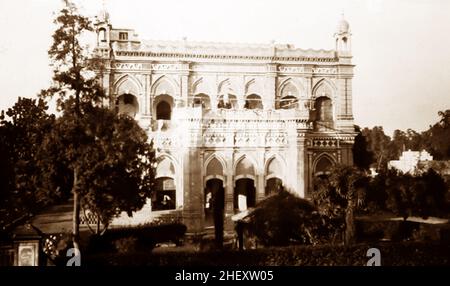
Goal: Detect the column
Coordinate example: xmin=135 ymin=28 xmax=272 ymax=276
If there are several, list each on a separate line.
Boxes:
xmin=306 ymin=151 xmax=314 ymax=196
xmin=182 ymin=147 xmax=204 ymax=235
xmin=297 ymin=136 xmax=306 ymax=198
xmin=265 ymin=64 xmax=277 ymax=109
xmin=224 ymin=173 xmax=234 ymax=234
xmin=255 ymin=174 xmax=264 ymax=203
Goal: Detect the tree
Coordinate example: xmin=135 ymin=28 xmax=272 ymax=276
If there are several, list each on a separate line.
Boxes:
xmin=312 ymin=165 xmax=367 ymax=245
xmin=352 ymin=125 xmax=374 ymax=171
xmin=423 ymin=110 xmax=450 ymax=160
xmin=39 ymin=0 xmax=155 ymax=249
xmin=40 ymin=105 xmax=155 ymax=235
xmin=384 ymin=169 xmax=414 ymax=220
xmin=0 ymin=98 xmax=55 ymax=229
xmin=361 ymin=126 xmax=392 ymax=170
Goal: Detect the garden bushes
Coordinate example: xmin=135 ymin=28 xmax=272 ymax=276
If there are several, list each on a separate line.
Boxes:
xmin=85 ymin=241 xmax=450 ymax=266
xmin=88 ymin=223 xmax=187 ymax=254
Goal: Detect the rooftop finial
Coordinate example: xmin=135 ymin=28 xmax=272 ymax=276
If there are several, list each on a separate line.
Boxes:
xmin=97 ymin=0 xmax=110 ymax=23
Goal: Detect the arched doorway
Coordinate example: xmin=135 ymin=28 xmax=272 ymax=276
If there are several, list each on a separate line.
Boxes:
xmin=153 ymin=157 xmax=176 ymax=211
xmin=204 ymin=157 xmax=225 ymax=246
xmin=265 ymin=158 xmax=283 ymax=196
xmin=116 ymin=93 xmax=139 ymax=118
xmin=205 ymin=179 xmax=224 ymax=246
xmin=234 ymin=179 xmax=256 ymax=212
xmin=152 ymin=177 xmax=176 ymax=211
xmin=315 ymin=97 xmax=333 ymax=121
xmin=234 ymin=157 xmax=256 ymax=212
xmin=156 ymin=101 xmax=171 ymax=120
xmin=314 ymin=156 xmax=334 ymax=178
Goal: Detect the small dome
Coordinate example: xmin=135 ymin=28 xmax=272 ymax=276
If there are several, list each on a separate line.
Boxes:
xmin=336 ymin=17 xmax=350 ymax=33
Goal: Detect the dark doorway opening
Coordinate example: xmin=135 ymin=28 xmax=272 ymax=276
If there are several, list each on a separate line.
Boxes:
xmin=205 ymin=179 xmax=225 ymax=247
xmin=234 ymin=178 xmax=256 ymax=213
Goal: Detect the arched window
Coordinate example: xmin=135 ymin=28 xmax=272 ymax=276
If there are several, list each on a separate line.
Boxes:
xmin=156 ymin=101 xmax=171 ymax=120
xmin=278 ymin=81 xmax=299 ymax=109
xmin=99 ymin=28 xmax=106 ymax=42
xmin=152 ymin=177 xmax=176 ymax=211
xmin=314 ymin=156 xmax=334 ymax=177
xmin=315 ymin=97 xmax=333 ymax=121
xmin=192 ymin=93 xmax=211 ymax=109
xmin=117 ymin=94 xmax=139 ymax=118
xmin=218 ymin=94 xmax=237 ymax=109
xmin=280 ymin=96 xmax=298 ymax=109
xmin=244 ymin=94 xmax=263 ymax=110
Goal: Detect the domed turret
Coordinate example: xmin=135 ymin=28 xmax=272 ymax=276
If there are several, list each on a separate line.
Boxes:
xmin=336 ymin=17 xmax=350 ymax=34
xmin=94 ymin=1 xmax=111 ymax=48
xmin=97 ymin=9 xmax=110 ymax=23
xmin=334 ymin=14 xmax=352 ymax=56
xmin=95 ymin=0 xmax=110 ymax=24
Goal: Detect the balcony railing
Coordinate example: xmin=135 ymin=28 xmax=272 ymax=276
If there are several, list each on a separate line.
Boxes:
xmin=173 ymin=106 xmax=311 ymax=121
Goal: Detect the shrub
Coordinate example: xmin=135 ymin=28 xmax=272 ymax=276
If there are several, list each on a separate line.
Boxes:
xmin=245 ymin=190 xmax=328 ymax=246
xmin=113 ymin=237 xmax=138 ymax=254
xmin=85 ymin=241 xmax=450 ymax=266
xmin=88 ymin=223 xmax=187 ymax=254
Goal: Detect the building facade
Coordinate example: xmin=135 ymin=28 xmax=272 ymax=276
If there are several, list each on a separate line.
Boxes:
xmin=388 ymin=150 xmax=434 ymax=174
xmin=93 ymin=11 xmax=356 ymax=236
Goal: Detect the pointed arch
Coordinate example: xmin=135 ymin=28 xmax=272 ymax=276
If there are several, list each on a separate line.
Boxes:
xmin=156 ymin=153 xmax=180 ymax=176
xmin=154 ymin=156 xmax=177 ymax=211
xmin=312 ymin=78 xmax=336 ymax=99
xmin=217 ymin=78 xmax=237 ymax=95
xmin=264 ymin=155 xmax=285 ymax=180
xmin=155 ymin=156 xmax=176 ymax=179
xmin=114 ymin=74 xmax=143 ymax=96
xmin=204 ymin=153 xmax=227 ymax=174
xmin=204 ymin=155 xmax=226 ymax=186
xmin=313 ymin=153 xmax=336 ymax=176
xmin=151 ymin=75 xmax=178 ymax=96
xmin=245 ymin=78 xmax=263 ymax=95
xmin=192 ymin=77 xmax=213 ymax=96
xmin=154 ymin=153 xmax=182 ymax=209
xmin=234 ymin=155 xmax=258 ymax=183
xmin=278 ymin=78 xmax=305 ymax=97
xmin=277 ymin=78 xmax=304 ymax=109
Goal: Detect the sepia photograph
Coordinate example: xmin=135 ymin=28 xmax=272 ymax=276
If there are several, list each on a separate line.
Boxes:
xmin=0 ymin=0 xmax=449 ymax=276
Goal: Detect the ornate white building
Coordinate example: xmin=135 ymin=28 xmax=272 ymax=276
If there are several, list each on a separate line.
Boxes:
xmin=93 ymin=11 xmax=356 ymax=237
xmin=388 ymin=150 xmax=434 ymax=174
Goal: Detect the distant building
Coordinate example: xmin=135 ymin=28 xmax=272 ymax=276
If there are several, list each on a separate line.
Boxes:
xmin=388 ymin=150 xmax=433 ymax=174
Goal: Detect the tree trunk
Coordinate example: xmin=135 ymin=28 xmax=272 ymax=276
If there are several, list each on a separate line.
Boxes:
xmin=344 ymin=200 xmax=356 ymax=245
xmin=72 ymin=168 xmax=81 ymax=250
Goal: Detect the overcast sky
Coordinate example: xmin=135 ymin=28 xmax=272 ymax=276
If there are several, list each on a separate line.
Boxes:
xmin=0 ymin=0 xmax=449 ymax=135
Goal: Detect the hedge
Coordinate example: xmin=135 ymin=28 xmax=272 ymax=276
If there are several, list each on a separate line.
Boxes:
xmin=87 ymin=223 xmax=187 ymax=254
xmin=85 ymin=241 xmax=450 ymax=266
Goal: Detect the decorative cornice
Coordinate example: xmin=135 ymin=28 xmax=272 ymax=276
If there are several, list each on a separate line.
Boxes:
xmin=113 ymin=50 xmax=338 ymax=63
